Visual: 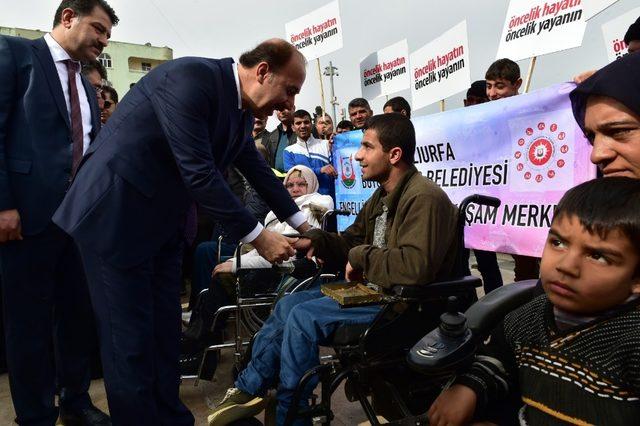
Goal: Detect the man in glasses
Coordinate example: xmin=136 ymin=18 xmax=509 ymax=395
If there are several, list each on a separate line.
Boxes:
xmin=101 ymin=86 xmax=118 ymax=123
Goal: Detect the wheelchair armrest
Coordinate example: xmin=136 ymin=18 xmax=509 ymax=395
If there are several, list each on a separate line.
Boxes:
xmin=335 ymin=277 xmax=481 ymax=357
xmin=390 ymin=276 xmax=482 ymax=299
xmin=465 ymin=279 xmax=539 ymax=336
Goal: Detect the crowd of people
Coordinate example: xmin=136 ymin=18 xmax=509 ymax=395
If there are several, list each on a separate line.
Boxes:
xmin=1 ymin=0 xmax=640 ymax=425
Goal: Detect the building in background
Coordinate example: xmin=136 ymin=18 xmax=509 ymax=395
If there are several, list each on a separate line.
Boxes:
xmin=0 ymin=26 xmax=173 ymax=97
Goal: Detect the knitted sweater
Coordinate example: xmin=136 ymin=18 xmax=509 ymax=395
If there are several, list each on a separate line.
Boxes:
xmin=456 ymin=294 xmax=640 ymax=425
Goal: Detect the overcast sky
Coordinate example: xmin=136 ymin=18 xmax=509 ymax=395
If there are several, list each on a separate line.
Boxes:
xmin=1 ymin=0 xmax=637 ymax=125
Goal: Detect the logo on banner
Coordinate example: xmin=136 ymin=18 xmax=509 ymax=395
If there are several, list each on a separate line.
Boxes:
xmin=340 ymin=155 xmax=356 ymax=189
xmin=513 ymin=120 xmax=571 ymax=187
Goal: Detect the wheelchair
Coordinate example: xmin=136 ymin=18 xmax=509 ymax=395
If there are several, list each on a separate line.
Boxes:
xmin=280 ymin=195 xmax=540 ymax=426
xmin=188 ymin=209 xmax=350 ymax=384
xmin=381 ymin=279 xmax=540 ymax=425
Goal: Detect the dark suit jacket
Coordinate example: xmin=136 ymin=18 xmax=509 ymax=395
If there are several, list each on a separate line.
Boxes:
xmin=53 ymin=57 xmax=299 ymax=268
xmin=0 ymin=36 xmax=101 ymax=235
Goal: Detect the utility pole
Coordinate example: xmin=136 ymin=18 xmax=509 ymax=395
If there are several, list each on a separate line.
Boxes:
xmin=323 ymin=62 xmax=339 ymax=123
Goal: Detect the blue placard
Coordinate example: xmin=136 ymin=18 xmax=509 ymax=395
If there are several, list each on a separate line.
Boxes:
xmin=332 ymin=130 xmax=376 ymax=230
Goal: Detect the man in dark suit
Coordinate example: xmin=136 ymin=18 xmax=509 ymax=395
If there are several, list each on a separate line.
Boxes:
xmin=0 ymin=1 xmax=118 ymax=424
xmin=53 ymin=38 xmax=311 ymax=424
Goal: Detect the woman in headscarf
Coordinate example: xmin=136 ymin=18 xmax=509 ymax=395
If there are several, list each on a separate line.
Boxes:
xmin=570 ymin=52 xmax=640 ymax=179
xmin=214 ymin=165 xmax=334 ymax=273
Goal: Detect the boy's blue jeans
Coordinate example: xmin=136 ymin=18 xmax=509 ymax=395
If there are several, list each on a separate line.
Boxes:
xmin=235 ymin=286 xmax=380 ymax=425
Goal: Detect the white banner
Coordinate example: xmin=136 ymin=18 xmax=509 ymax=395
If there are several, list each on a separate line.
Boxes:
xmin=585 ymin=0 xmax=619 ymax=20
xmin=601 ymin=7 xmax=640 ymax=62
xmin=285 ymin=1 xmax=343 ymax=61
xmin=410 ymin=21 xmax=471 ymax=111
xmin=334 ymin=83 xmax=597 ymax=255
xmin=359 ymin=40 xmax=410 ymax=100
xmin=496 ymin=0 xmax=587 ymax=61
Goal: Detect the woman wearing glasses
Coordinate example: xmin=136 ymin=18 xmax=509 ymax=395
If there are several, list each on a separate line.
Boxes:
xmin=214 ymin=165 xmax=333 ymax=274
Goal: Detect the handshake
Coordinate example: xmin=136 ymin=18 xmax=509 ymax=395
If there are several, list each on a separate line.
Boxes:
xmin=251 ymin=223 xmax=314 ymax=264
xmin=250 ymin=221 xmax=363 ymax=282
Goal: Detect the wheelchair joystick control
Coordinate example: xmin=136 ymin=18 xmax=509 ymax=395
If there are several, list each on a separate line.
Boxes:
xmin=407 ymin=296 xmax=476 ymax=375
xmin=439 ymin=296 xmax=467 ymax=337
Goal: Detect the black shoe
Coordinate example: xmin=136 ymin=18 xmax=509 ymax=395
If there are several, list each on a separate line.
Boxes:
xmin=59 ymin=404 xmax=111 ymax=426
xmin=179 ymin=351 xmax=204 ymax=376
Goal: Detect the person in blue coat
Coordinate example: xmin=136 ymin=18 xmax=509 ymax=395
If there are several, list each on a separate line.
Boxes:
xmin=0 ymin=1 xmax=117 ymax=424
xmin=53 ymin=38 xmax=311 ymax=424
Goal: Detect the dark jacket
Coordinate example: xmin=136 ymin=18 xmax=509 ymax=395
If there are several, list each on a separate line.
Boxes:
xmin=305 ymin=166 xmax=458 ymax=288
xmin=0 ymin=36 xmax=101 ymax=234
xmin=227 ymin=167 xmax=270 ymax=224
xmin=253 ymin=129 xmax=269 ymax=147
xmin=264 ymin=122 xmax=296 ymax=169
xmin=53 ymin=57 xmax=299 ymax=267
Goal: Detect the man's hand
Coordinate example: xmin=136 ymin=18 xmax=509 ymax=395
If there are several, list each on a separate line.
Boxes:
xmin=573 ymin=69 xmax=596 ymax=84
xmin=292 ymin=237 xmax=322 ymax=263
xmin=296 ymin=221 xmax=312 ymax=233
xmin=293 ymin=237 xmax=312 ymax=252
xmin=212 ymin=261 xmax=233 ymax=277
xmin=345 ymin=261 xmax=363 ymax=282
xmin=252 ymin=229 xmax=296 ymax=263
xmin=328 ymin=134 xmax=335 ymax=150
xmin=320 ymin=164 xmax=338 ymax=177
xmin=428 ymin=384 xmax=477 ymax=426
xmin=0 ymin=209 xmax=23 ymax=243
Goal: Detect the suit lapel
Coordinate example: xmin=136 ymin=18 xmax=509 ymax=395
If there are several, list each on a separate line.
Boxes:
xmin=80 ymin=75 xmax=101 ymax=141
xmin=228 ymin=108 xmax=242 ymax=146
xmin=220 ymin=59 xmax=241 ymax=141
xmin=32 ymin=38 xmax=70 ymax=130
xmin=230 ymin=110 xmax=254 ymax=162
xmin=218 ymin=59 xmax=251 ymax=161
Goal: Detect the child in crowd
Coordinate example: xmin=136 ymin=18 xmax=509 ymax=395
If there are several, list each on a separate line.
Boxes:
xmin=428 ymin=177 xmax=640 ymax=426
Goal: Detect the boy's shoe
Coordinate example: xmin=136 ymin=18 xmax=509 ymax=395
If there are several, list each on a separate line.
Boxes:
xmin=207 ymin=387 xmax=266 ymax=425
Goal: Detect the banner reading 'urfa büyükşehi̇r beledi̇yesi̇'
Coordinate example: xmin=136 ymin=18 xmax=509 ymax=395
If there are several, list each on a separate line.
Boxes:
xmin=332 ymin=83 xmax=597 ymax=257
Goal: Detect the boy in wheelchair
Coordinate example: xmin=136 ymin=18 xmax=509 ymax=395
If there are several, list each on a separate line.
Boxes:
xmin=428 ymin=177 xmax=640 ymax=425
xmin=207 ymin=113 xmax=460 ymax=425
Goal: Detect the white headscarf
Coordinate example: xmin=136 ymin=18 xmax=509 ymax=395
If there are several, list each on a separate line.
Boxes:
xmin=283 ymin=165 xmax=319 ymax=194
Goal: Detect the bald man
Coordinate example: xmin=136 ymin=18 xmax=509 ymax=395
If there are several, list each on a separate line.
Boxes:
xmin=54 ymin=38 xmax=311 ymax=424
